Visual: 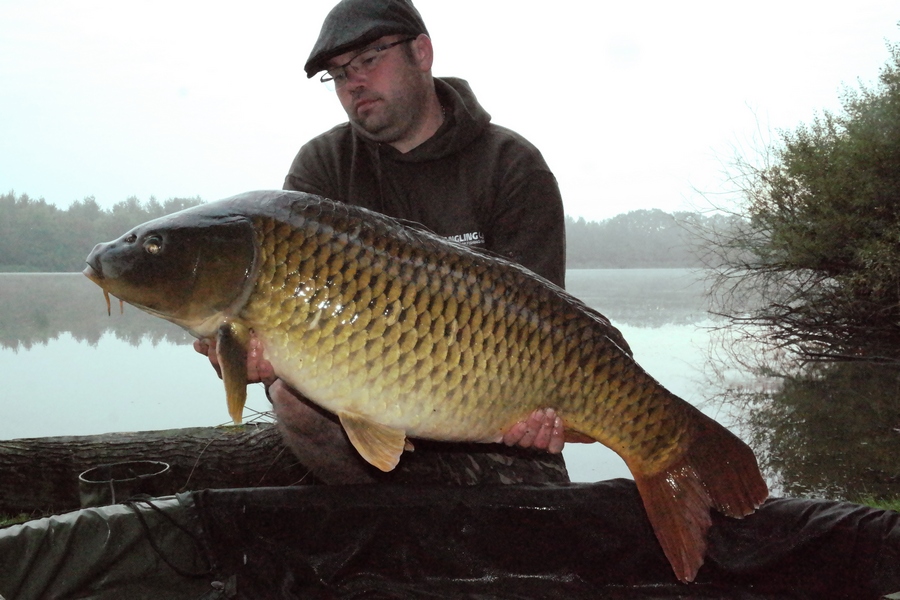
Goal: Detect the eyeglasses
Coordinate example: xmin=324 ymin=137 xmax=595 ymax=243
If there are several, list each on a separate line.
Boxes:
xmin=320 ymin=37 xmax=417 ymax=91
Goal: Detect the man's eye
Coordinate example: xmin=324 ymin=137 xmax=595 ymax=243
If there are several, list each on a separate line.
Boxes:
xmin=353 ymin=52 xmax=379 ymax=70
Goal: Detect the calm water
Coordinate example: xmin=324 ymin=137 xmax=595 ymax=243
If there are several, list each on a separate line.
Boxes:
xmin=3 ymin=270 xmax=897 ymax=497
xmin=8 ymin=270 xmax=900 ymax=499
xmin=0 ymin=270 xmax=714 ymax=484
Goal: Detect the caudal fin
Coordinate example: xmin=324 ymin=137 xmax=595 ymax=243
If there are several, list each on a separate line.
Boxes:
xmin=630 ymin=409 xmax=768 ymax=583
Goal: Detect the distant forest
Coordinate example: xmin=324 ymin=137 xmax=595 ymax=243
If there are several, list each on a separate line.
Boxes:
xmin=0 ymin=191 xmax=721 ymax=271
xmin=565 ymin=210 xmax=717 ymax=268
xmin=0 ymin=192 xmax=205 ymax=272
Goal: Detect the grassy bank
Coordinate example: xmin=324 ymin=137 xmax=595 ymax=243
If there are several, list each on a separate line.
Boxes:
xmin=855 ymin=495 xmax=900 ymax=512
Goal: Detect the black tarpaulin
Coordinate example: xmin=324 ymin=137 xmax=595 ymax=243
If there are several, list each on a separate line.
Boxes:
xmin=0 ymin=495 xmax=212 ymax=600
xmin=196 ymin=480 xmax=900 ymax=599
xmin=2 ymin=480 xmax=900 ymax=599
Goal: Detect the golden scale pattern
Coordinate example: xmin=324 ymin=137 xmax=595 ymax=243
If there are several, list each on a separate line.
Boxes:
xmin=240 ymin=205 xmax=692 ymax=468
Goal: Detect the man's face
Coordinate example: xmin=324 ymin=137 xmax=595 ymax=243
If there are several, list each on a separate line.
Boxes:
xmin=326 ymin=35 xmax=432 ymax=146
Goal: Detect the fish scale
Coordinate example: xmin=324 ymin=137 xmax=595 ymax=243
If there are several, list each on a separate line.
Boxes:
xmin=246 ymin=208 xmax=677 ymax=456
xmin=83 ymin=190 xmax=768 ymax=583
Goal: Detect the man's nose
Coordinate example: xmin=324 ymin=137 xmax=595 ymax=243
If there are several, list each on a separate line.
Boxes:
xmin=344 ymin=68 xmax=368 ymax=90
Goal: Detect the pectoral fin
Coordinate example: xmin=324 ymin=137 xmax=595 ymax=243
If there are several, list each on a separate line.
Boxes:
xmin=338 ymin=411 xmax=408 ymax=472
xmin=216 ymin=321 xmax=251 ymax=425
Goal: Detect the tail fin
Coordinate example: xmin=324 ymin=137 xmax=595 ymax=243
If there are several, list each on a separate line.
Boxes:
xmin=630 ymin=409 xmax=768 ymax=583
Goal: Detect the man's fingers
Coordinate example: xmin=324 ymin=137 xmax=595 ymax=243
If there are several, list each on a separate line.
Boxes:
xmin=192 ymin=339 xmax=207 ymax=355
xmin=502 ymin=421 xmax=527 ymax=446
xmin=520 ymin=409 xmax=546 ymax=447
xmin=547 ymin=415 xmax=565 ymax=454
xmin=502 ymin=408 xmax=566 ymax=453
xmin=531 ymin=409 xmax=555 ymax=449
xmin=529 ymin=409 xmax=565 ymax=453
xmin=506 ymin=409 xmax=543 ymax=447
xmin=194 ymin=337 xmax=222 ymax=379
xmin=247 ymin=337 xmax=276 ymax=386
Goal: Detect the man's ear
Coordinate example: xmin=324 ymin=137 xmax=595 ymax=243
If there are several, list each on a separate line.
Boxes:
xmin=411 ymin=34 xmax=434 ymax=71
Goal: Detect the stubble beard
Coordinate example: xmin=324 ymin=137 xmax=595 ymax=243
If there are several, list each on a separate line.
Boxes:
xmin=351 ymin=100 xmax=401 ymax=142
xmin=349 ymin=79 xmax=430 ymax=147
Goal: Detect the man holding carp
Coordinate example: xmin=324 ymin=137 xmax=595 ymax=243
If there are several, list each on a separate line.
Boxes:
xmin=82 ymin=0 xmax=769 ymax=582
xmin=196 ymin=0 xmax=579 ymax=484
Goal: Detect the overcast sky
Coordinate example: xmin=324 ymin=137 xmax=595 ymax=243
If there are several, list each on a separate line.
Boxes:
xmin=1 ymin=1 xmax=897 ymax=222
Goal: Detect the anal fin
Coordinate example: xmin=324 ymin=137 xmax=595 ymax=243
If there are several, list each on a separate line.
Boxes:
xmin=338 ymin=411 xmax=408 ymax=472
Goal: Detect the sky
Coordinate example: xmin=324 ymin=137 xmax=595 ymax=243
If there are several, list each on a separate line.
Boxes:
xmin=1 ymin=1 xmax=897 ymax=222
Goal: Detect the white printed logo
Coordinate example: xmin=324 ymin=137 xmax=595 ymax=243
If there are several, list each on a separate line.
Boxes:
xmin=447 ymin=231 xmax=484 ymax=246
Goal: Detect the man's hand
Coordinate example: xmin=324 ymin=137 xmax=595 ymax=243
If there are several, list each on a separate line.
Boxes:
xmin=193 ymin=335 xmax=276 ymax=386
xmin=502 ymin=408 xmax=565 ymax=454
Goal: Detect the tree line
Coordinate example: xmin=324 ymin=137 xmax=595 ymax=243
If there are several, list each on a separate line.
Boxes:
xmin=701 ymin=41 xmax=900 ymax=501
xmin=565 ymin=209 xmax=736 ymax=268
xmin=0 ymin=192 xmax=714 ymax=272
xmin=0 ymin=193 xmax=204 ymax=272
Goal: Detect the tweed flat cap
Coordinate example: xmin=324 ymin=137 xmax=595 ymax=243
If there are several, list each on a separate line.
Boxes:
xmin=305 ymin=0 xmax=429 ymax=78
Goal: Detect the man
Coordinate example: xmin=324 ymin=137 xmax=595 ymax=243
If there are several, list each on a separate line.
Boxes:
xmin=197 ymin=0 xmax=570 ymax=484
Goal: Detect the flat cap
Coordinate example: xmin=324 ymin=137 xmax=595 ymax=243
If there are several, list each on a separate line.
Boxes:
xmin=305 ymin=0 xmax=429 ymax=78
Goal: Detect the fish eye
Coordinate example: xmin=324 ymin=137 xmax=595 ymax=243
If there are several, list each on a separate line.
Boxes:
xmin=143 ymin=235 xmax=163 ymax=255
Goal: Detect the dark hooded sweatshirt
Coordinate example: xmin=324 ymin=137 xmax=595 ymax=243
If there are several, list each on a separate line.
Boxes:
xmin=283 ymin=77 xmax=566 ymax=288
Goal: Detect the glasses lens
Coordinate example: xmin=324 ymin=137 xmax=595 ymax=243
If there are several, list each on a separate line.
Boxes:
xmin=320 ymin=72 xmax=342 ymax=91
xmin=320 ymin=38 xmax=412 ymax=91
xmin=352 ymin=49 xmax=381 ymax=73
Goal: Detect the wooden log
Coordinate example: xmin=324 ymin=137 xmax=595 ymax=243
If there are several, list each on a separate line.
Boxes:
xmin=0 ymin=423 xmax=571 ymax=516
xmin=0 ymin=423 xmax=313 ymax=515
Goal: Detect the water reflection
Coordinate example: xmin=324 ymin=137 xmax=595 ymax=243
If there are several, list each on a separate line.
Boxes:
xmin=567 ymin=269 xmax=708 ymax=327
xmin=742 ymin=361 xmax=900 ymax=502
xmin=5 ymin=271 xmax=897 ymax=499
xmin=1 ymin=273 xmax=271 ymax=442
xmin=0 ymin=270 xmax=709 ymax=484
xmin=1 ymin=270 xmax=707 ymax=349
xmin=1 ymin=273 xmax=188 ymax=350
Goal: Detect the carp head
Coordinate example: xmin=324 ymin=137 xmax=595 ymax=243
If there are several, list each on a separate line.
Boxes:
xmin=83 ymin=206 xmax=259 ymax=336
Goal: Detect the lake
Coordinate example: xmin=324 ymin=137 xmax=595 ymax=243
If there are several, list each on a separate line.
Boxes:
xmin=3 ymin=270 xmax=898 ymax=498
xmin=0 ymin=269 xmax=718 ymax=484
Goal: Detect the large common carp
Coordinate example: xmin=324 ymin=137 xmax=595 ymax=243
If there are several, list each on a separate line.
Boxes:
xmin=83 ymin=190 xmax=767 ymax=582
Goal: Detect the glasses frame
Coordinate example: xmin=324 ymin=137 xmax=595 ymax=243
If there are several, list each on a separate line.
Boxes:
xmin=319 ymin=37 xmax=418 ymax=90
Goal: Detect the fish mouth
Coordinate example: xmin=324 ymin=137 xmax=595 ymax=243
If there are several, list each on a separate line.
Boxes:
xmin=83 ymin=263 xmax=102 ymax=282
xmin=83 ymin=244 xmax=106 ymax=282
xmin=83 ymin=263 xmax=116 ymax=316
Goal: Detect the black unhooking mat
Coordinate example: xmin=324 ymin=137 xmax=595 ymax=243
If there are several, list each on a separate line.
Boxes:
xmin=196 ymin=480 xmax=900 ymax=600
xmin=3 ymin=480 xmax=900 ymax=599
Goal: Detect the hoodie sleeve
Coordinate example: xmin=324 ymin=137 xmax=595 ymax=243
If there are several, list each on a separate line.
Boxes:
xmin=486 ymin=168 xmax=567 ymax=289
